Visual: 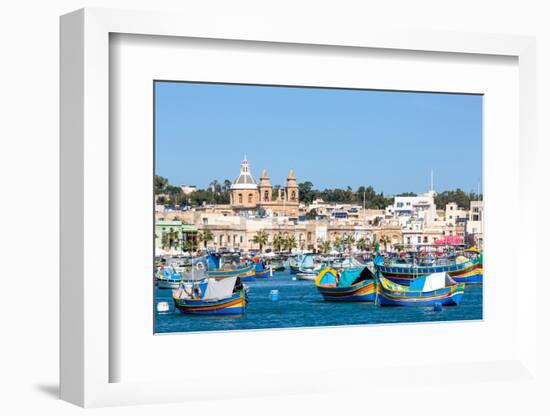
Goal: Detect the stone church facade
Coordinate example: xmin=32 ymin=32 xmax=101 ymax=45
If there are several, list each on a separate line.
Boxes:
xmin=229 ymin=157 xmax=299 ymax=217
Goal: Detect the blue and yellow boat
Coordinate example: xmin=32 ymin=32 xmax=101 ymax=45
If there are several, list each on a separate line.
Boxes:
xmin=172 ymin=276 xmax=248 ymax=315
xmin=253 ymin=261 xmax=271 ymax=278
xmin=315 ymin=266 xmax=376 ymax=302
xmin=156 ymin=266 xmax=181 ymax=289
xmin=205 ymin=254 xmax=256 ymax=282
xmin=374 ymin=254 xmax=483 ymax=285
xmin=377 ymin=273 xmax=465 ymax=307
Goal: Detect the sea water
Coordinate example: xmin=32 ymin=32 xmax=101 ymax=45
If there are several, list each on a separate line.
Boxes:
xmin=154 ymin=270 xmax=483 ymax=334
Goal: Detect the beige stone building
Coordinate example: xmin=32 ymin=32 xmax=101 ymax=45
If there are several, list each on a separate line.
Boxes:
xmin=229 ymin=157 xmax=299 ymax=217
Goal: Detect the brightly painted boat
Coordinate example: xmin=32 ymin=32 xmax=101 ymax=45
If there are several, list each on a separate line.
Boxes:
xmin=253 ymin=262 xmax=271 ymax=278
xmin=172 ymin=276 xmax=247 ymax=315
xmin=204 ymin=254 xmax=256 ymax=281
xmin=330 ymin=256 xmax=367 ymax=271
xmin=269 ymin=259 xmax=286 ymax=272
xmin=377 ymin=273 xmax=465 ymax=307
xmin=374 ymin=254 xmax=483 ymax=285
xmin=156 ymin=266 xmax=181 ymax=289
xmin=315 ymin=266 xmax=376 ymax=302
xmin=289 ymin=253 xmax=315 ymax=274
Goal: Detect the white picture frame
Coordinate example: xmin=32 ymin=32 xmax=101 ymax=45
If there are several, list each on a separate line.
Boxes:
xmin=60 ymin=7 xmax=538 ymax=407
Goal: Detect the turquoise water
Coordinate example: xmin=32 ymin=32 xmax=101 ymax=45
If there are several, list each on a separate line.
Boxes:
xmin=154 ymin=270 xmax=483 ymax=334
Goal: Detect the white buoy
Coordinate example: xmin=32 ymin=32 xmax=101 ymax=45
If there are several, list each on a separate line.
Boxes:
xmin=269 ymin=265 xmax=273 ymax=278
xmin=157 ymin=301 xmax=170 ymax=313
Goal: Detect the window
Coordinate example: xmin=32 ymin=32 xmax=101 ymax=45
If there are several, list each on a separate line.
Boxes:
xmin=417 ymin=236 xmax=421 ymax=243
xmin=238 ymin=193 xmax=243 ymax=204
xmin=407 ymin=237 xmax=411 ymax=244
xmin=240 ymin=236 xmax=243 ymax=243
xmin=291 ymin=190 xmax=296 ymax=201
xmin=423 ymin=236 xmax=428 ymax=243
xmin=449 ymin=215 xmax=453 ymax=219
xmin=248 ymin=193 xmax=253 ymax=203
xmin=264 ymin=190 xmax=269 ymax=201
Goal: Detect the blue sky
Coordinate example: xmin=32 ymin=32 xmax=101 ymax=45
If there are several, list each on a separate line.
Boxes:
xmin=155 ymin=82 xmax=482 ymax=195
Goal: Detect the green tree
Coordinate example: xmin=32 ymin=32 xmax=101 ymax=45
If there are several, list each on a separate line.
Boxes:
xmin=253 ymin=230 xmax=269 ymax=253
xmin=379 ymin=235 xmax=391 ymax=252
xmin=161 ymin=228 xmax=179 ymax=250
xmin=305 ymin=208 xmax=318 ymax=220
xmin=356 ymin=238 xmax=368 ymax=251
xmin=198 ymin=229 xmax=214 ymax=249
xmin=273 ymin=234 xmax=285 ymax=253
xmin=333 ymin=236 xmax=344 ymax=252
xmin=155 ymin=175 xmax=169 ymax=194
xmin=298 ymin=181 xmax=315 ymax=204
xmin=283 ymin=235 xmax=298 ymax=253
xmin=343 ymin=235 xmax=355 ymax=251
xmin=319 ymin=240 xmax=332 ymax=254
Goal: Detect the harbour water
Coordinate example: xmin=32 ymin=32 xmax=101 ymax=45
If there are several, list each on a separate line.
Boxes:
xmin=155 ymin=270 xmax=483 ymax=334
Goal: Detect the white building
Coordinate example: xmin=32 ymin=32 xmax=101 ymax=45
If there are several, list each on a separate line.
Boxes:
xmin=445 ymin=202 xmax=468 ymax=224
xmin=180 ymin=185 xmax=197 ymax=195
xmin=386 ymin=191 xmax=438 ymax=226
xmin=467 ymin=200 xmax=484 ymax=247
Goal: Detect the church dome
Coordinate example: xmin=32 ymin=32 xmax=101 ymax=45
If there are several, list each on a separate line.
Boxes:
xmin=231 ymin=156 xmax=258 ymax=190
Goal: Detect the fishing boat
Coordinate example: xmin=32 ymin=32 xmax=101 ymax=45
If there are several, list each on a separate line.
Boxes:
xmin=203 ymin=254 xmax=256 ymax=282
xmin=173 ymin=275 xmax=248 ymax=315
xmin=269 ymin=258 xmax=286 ymax=272
xmin=377 ymin=273 xmax=465 ymax=307
xmin=331 ymin=256 xmax=367 ymax=271
xmin=314 ymin=266 xmax=376 ymax=302
xmin=289 ymin=253 xmax=315 ymax=274
xmin=156 ymin=265 xmax=181 ymax=289
xmin=374 ymin=253 xmax=483 ymax=285
xmin=295 ymin=271 xmax=317 ymax=281
xmin=253 ymin=260 xmax=272 ymax=278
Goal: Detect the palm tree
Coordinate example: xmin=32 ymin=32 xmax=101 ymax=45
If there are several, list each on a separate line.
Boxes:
xmin=343 ymin=235 xmax=355 ymax=251
xmin=161 ymin=228 xmax=179 ymax=251
xmin=253 ymin=230 xmax=269 ymax=253
xmin=273 ymin=233 xmax=285 ymax=253
xmin=379 ymin=235 xmax=391 ymax=253
xmin=283 ymin=236 xmax=298 ymax=253
xmin=198 ymin=229 xmax=214 ymax=249
xmin=319 ymin=240 xmax=331 ymax=254
xmin=333 ymin=236 xmax=344 ymax=253
xmin=356 ymin=237 xmax=368 ymax=252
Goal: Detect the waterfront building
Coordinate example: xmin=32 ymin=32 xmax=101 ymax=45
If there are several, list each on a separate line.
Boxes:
xmin=155 ymin=220 xmax=198 ymax=254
